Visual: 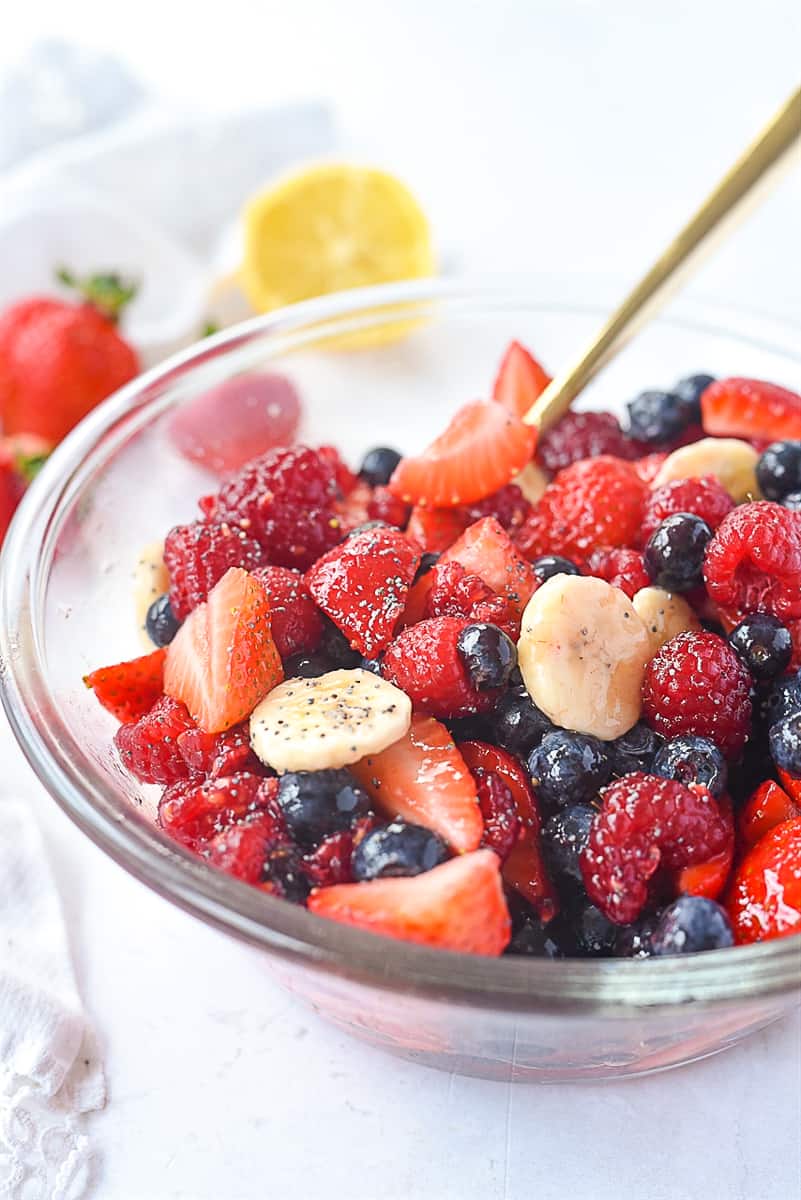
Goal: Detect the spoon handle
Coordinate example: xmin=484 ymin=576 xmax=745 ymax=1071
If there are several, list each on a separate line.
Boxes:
xmin=525 ymin=85 xmax=801 ymax=431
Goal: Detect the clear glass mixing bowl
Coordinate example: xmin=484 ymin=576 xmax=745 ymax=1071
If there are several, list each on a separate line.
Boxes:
xmin=2 ymin=280 xmax=799 ymax=1082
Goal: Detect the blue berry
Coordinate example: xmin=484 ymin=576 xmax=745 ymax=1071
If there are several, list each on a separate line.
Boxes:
xmin=541 ymin=804 xmax=594 ymax=890
xmin=653 ymin=735 xmax=728 ymax=798
xmin=359 ymin=655 xmax=383 ymax=675
xmin=262 ymin=847 xmax=311 ymax=904
xmin=626 ymin=389 xmax=692 ymax=444
xmin=729 ymin=614 xmax=792 ymax=681
xmin=276 ymin=770 xmax=371 ymax=847
xmin=783 ymin=491 xmax=801 ymax=512
xmin=673 ymin=373 xmax=716 ymax=422
xmin=456 ymin=622 xmax=517 ymax=690
xmin=319 ymin=617 xmax=361 ymax=669
xmin=644 ymin=512 xmax=712 ymax=591
xmin=611 ymin=721 xmax=663 ymax=776
xmin=505 ymin=917 xmax=564 ymax=958
xmin=614 ymin=913 xmax=659 ymax=958
xmin=757 ymin=669 xmax=801 ymax=727
xmin=769 ymin=712 xmax=801 ymax=777
xmin=650 ymin=896 xmax=734 ymax=955
xmin=283 ymin=652 xmax=333 ymax=678
xmin=528 ymin=730 xmax=612 ymax=809
xmin=145 ymin=594 xmax=181 ymax=646
xmin=351 ymin=820 xmax=448 ymax=881
xmin=491 ymin=684 xmax=554 ymax=755
xmin=530 ymin=555 xmax=581 ymax=583
xmin=359 ymin=446 xmax=402 ymax=487
xmin=414 ymin=551 xmax=440 ymax=581
xmin=554 ymin=900 xmax=618 ymax=957
xmin=755 ymin=440 xmax=801 ymax=501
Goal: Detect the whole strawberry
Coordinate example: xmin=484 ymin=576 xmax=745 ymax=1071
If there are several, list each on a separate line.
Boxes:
xmin=0 ymin=432 xmax=51 ymax=543
xmin=0 ymin=269 xmax=139 ymax=443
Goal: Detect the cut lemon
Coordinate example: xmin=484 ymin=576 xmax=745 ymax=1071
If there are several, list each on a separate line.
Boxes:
xmin=240 ymin=163 xmax=434 ymax=314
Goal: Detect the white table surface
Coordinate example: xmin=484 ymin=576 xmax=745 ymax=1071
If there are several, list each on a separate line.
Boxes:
xmin=3 ymin=2 xmax=801 ymax=1197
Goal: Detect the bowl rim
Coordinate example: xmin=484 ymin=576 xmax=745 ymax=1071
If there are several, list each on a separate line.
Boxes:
xmin=2 ymin=276 xmax=800 ymax=1013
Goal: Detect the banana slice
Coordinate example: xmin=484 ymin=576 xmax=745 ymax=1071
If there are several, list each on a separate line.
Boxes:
xmin=651 ymin=437 xmax=761 ymax=502
xmin=632 ymin=586 xmax=701 ymax=656
xmin=250 ymin=669 xmax=412 ymax=773
xmin=518 ymin=575 xmax=652 ymax=740
xmin=134 ymin=540 xmax=169 ymax=649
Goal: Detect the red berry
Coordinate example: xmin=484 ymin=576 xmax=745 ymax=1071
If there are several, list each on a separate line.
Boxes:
xmin=516 ymin=456 xmax=648 ymax=561
xmin=305 ymin=526 xmax=420 ymax=657
xmin=115 ymin=695 xmax=196 ymax=785
xmin=537 ymin=410 xmax=644 ymax=473
xmin=633 ymin=452 xmax=669 ymax=484
xmin=177 ymin=721 xmax=261 ymax=779
xmin=639 ymin=475 xmax=734 ymax=547
xmin=332 ymin=480 xmax=372 ymax=534
xmin=580 ymin=773 xmax=731 ymax=924
xmin=424 ymin=560 xmax=518 ymax=640
xmin=701 ymin=377 xmax=801 ymax=441
xmin=302 ymin=830 xmax=356 ymax=887
xmin=673 ymin=795 xmax=735 ymax=901
xmin=474 ymin=772 xmax=519 ymax=862
xmin=251 ymin=565 xmax=323 ymax=659
xmin=0 ymin=441 xmax=27 ymax=543
xmin=382 ymin=616 xmax=502 ymax=718
xmin=164 ymin=520 xmax=266 ymax=620
xmin=703 ymin=502 xmax=801 ymax=624
xmin=464 ymin=483 xmax=532 ymax=534
xmin=440 ymin=516 xmax=536 ymax=618
xmin=367 ymin=485 xmax=411 ymax=528
xmin=642 ymin=631 xmax=752 ymax=758
xmin=318 ymin=444 xmax=359 ymax=496
xmin=159 ymin=773 xmax=281 ymax=851
xmin=405 ymin=505 xmax=470 ymax=553
xmin=84 ymin=647 xmax=167 ymax=723
xmin=214 ymin=445 xmax=341 ymax=570
xmin=205 ymin=811 xmax=283 ymax=883
xmin=585 ymin=548 xmax=650 ymax=599
xmin=738 ymin=780 xmax=800 ymax=849
xmin=727 ymin=818 xmax=801 ymax=943
xmin=492 ymin=340 xmax=551 ymax=418
xmin=789 ymin=618 xmax=801 ymax=672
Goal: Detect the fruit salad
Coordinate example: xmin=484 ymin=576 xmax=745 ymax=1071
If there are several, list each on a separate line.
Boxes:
xmin=86 ymin=341 xmax=801 ymax=959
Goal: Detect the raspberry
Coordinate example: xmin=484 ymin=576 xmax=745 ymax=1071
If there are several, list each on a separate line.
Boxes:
xmin=727 ymin=818 xmax=801 ymax=944
xmin=367 ymin=485 xmax=411 ymax=529
xmin=318 ymin=444 xmax=358 ymax=496
xmin=580 ymin=773 xmax=731 ymax=924
xmin=302 ymin=830 xmax=356 ymax=887
xmin=536 ymin=410 xmax=644 ymax=473
xmin=703 ymin=502 xmax=801 ymax=624
xmin=789 ymin=619 xmax=801 ymax=672
xmin=115 ymin=695 xmax=195 ymax=785
xmin=158 ymin=773 xmax=281 ymax=850
xmin=382 ymin=616 xmax=503 ymax=718
xmin=205 ymin=812 xmax=283 ymax=883
xmin=476 ymin=772 xmax=520 ymax=862
xmin=163 ymin=520 xmax=266 ymax=620
xmin=639 ymin=475 xmax=734 ymax=547
xmin=423 ymin=560 xmax=518 ymax=639
xmin=251 ymin=565 xmax=324 ymax=659
xmin=586 ymin=548 xmax=650 ymax=599
xmin=515 ymin=456 xmax=647 ymax=561
xmin=464 ymin=483 xmax=532 ymax=534
xmin=642 ymin=631 xmax=752 ymax=758
xmin=177 ymin=721 xmax=261 ymax=778
xmin=214 ymin=445 xmax=341 ymax=569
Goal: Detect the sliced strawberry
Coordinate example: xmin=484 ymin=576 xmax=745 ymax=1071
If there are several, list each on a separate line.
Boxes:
xmin=458 ymin=739 xmax=557 ymax=921
xmin=778 ymin=768 xmax=801 ymax=806
xmin=164 ymin=567 xmax=283 ymax=733
xmin=350 ymin=714 xmax=483 ymax=852
xmin=168 ymin=372 xmax=301 ymax=474
xmin=701 ymin=377 xmax=801 ymax=441
xmin=400 ymin=572 xmax=435 ymax=628
xmin=440 ymin=516 xmax=537 ymax=617
xmin=492 ymin=340 xmax=552 ymax=418
xmin=405 ymin=504 xmax=469 ymax=553
xmin=674 ymin=795 xmax=734 ymax=901
xmin=388 ymin=401 xmax=537 ymax=507
xmin=308 ymin=848 xmax=511 ymax=955
xmin=305 ymin=526 xmax=420 ymax=657
xmin=84 ymin=648 xmax=167 ymax=723
xmin=738 ymin=780 xmax=800 ymax=849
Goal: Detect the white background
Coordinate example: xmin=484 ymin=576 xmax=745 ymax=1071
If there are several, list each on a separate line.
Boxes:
xmin=2 ymin=3 xmax=801 ymax=1198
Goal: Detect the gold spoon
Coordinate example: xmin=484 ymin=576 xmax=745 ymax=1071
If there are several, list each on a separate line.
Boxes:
xmin=525 ymin=85 xmax=801 ymax=431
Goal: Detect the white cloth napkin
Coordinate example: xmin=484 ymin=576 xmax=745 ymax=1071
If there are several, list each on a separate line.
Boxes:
xmin=0 ymin=802 xmax=104 ymax=1199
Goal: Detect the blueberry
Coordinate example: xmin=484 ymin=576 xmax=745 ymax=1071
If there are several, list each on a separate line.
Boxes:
xmin=530 ymin=555 xmax=582 ymax=583
xmin=351 ymin=820 xmax=449 ymax=881
xmin=729 ymin=614 xmax=792 ymax=681
xmin=626 ymin=389 xmax=691 ymax=444
xmin=456 ymin=622 xmax=517 ymax=690
xmin=358 ymin=446 xmax=402 ymax=487
xmin=491 ymin=685 xmax=554 ymax=755
xmin=769 ymin=712 xmax=801 ymax=777
xmin=614 ymin=913 xmax=660 ymax=959
xmin=553 ymin=899 xmax=618 ymax=957
xmin=650 ymin=896 xmax=734 ymax=955
xmin=541 ymin=804 xmax=595 ymax=890
xmin=653 ymin=735 xmax=728 ymax=798
xmin=504 ymin=917 xmax=564 ymax=958
xmin=672 ymin=373 xmax=716 ymax=422
xmin=755 ymin=440 xmax=801 ymax=501
xmin=262 ymin=847 xmax=311 ymax=904
xmin=611 ymin=721 xmax=663 ymax=776
xmin=145 ymin=594 xmax=181 ymax=647
xmin=319 ymin=618 xmax=361 ymax=669
xmin=757 ymin=669 xmax=801 ymax=727
xmin=528 ymin=730 xmax=612 ymax=809
xmin=359 ymin=655 xmax=383 ymax=675
xmin=276 ymin=770 xmax=371 ymax=847
xmin=783 ymin=491 xmax=801 ymax=512
xmin=414 ymin=551 xmax=440 ymax=581
xmin=446 ymin=713 xmax=494 ymax=742
xmin=644 ymin=512 xmax=713 ymax=591
xmin=283 ymin=652 xmax=333 ymax=679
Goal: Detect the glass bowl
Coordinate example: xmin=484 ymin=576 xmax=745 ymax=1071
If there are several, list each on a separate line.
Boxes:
xmin=2 ymin=279 xmax=800 ymax=1083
